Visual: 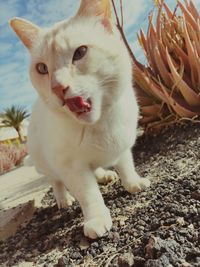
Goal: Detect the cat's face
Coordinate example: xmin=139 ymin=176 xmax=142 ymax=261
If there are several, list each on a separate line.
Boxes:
xmin=29 ymin=18 xmax=124 ymax=124
xmin=10 ymin=0 xmax=131 ymax=124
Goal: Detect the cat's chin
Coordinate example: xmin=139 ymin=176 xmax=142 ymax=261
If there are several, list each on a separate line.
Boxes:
xmin=76 ymin=111 xmax=98 ymax=124
xmin=62 ymin=105 xmax=99 ymax=125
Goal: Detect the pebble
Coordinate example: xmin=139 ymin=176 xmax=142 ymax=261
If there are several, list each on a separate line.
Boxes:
xmin=118 ymin=252 xmax=134 ymax=267
xmin=56 ymin=256 xmax=69 ymax=267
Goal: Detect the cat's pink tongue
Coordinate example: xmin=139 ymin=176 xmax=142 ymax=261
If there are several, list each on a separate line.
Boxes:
xmin=65 ymin=96 xmax=91 ymax=114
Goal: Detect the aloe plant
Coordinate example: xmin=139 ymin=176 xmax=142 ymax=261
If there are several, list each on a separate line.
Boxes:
xmin=112 ymin=0 xmax=200 ymax=132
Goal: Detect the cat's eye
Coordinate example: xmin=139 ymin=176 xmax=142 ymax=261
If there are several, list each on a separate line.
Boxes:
xmin=36 ymin=63 xmax=48 ymax=75
xmin=73 ymin=46 xmax=88 ymax=62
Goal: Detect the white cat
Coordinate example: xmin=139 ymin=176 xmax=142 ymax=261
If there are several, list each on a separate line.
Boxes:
xmin=10 ymin=0 xmax=150 ymax=239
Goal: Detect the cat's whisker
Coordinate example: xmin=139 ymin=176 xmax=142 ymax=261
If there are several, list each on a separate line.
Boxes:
xmin=99 ymin=77 xmax=119 ymax=84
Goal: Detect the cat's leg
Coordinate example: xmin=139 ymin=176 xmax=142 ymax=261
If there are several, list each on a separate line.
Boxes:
xmin=115 ymin=149 xmax=150 ymax=193
xmin=62 ymin=168 xmax=112 ymax=239
xmin=94 ymin=167 xmax=118 ymax=185
xmin=52 ymin=180 xmax=75 ymax=209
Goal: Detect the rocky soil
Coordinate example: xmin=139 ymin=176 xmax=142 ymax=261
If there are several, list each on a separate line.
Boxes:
xmin=0 ymin=123 xmax=200 ymax=267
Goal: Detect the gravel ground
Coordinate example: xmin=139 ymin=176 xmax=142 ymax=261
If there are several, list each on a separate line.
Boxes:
xmin=0 ymin=123 xmax=200 ymax=267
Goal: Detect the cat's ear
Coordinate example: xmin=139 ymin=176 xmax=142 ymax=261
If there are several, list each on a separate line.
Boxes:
xmin=9 ymin=18 xmax=40 ymax=49
xmin=76 ymin=0 xmax=112 ymax=32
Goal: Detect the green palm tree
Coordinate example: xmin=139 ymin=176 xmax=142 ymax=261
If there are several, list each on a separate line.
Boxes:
xmin=0 ymin=105 xmax=29 ymax=143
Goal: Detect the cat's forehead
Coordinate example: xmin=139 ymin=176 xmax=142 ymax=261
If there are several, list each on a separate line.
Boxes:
xmin=41 ymin=17 xmax=115 ymax=52
xmin=42 ymin=20 xmax=70 ymax=50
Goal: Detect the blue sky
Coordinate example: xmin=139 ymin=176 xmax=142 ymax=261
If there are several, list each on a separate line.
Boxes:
xmin=0 ymin=0 xmax=199 ymax=113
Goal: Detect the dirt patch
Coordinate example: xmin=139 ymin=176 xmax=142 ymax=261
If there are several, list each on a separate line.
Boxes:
xmin=0 ymin=123 xmax=200 ymax=267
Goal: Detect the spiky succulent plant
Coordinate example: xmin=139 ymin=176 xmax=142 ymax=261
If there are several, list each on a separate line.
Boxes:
xmin=112 ymin=0 xmax=200 ymax=132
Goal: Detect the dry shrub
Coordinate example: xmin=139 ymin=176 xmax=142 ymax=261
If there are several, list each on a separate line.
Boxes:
xmin=0 ymin=144 xmax=27 ymax=174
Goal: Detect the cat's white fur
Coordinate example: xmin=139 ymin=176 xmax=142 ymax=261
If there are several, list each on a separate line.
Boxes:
xmin=10 ymin=0 xmax=150 ymax=239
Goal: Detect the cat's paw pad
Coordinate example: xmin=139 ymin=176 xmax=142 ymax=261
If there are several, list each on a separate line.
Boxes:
xmin=123 ymin=177 xmax=151 ymax=194
xmin=95 ymin=167 xmax=118 ymax=185
xmin=84 ymin=210 xmax=112 ymax=239
xmin=56 ymin=193 xmax=75 ymax=209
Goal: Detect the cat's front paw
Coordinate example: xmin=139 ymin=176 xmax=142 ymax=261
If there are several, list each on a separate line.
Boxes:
xmin=56 ymin=192 xmax=75 ymax=209
xmin=123 ymin=175 xmax=151 ymax=194
xmin=95 ymin=167 xmax=118 ymax=185
xmin=84 ymin=208 xmax=112 ymax=239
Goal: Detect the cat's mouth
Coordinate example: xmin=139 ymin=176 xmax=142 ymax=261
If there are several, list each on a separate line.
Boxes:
xmin=63 ymin=96 xmax=92 ymax=115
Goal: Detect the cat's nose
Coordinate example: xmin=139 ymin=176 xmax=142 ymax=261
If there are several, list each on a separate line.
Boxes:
xmin=52 ymin=85 xmax=70 ymax=101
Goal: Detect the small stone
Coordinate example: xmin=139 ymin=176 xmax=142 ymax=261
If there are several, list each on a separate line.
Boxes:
xmin=90 ymin=248 xmax=96 ymax=256
xmin=109 ymin=232 xmax=120 ymax=242
xmin=180 ymin=260 xmax=191 ymax=267
xmin=113 ymin=232 xmax=120 ymax=242
xmin=133 ymin=231 xmax=139 ymax=237
xmin=118 ymin=252 xmax=134 ymax=267
xmin=79 ymin=237 xmax=90 ymax=251
xmin=188 ymin=224 xmax=194 ymax=230
xmin=91 ymin=242 xmax=99 ymax=248
xmin=120 ymin=220 xmax=125 ymax=226
xmin=138 ymin=219 xmax=146 ymax=226
xmin=138 ymin=225 xmax=145 ymax=231
xmin=102 ymin=246 xmax=109 ymax=253
xmin=176 ymin=217 xmax=185 ymax=226
xmin=16 ymin=262 xmax=35 ymax=267
xmin=196 ymin=257 xmax=200 ymax=263
xmin=57 ymin=256 xmax=69 ymax=267
xmin=191 ymin=191 xmax=200 ymax=200
xmin=71 ymin=252 xmax=82 ymax=260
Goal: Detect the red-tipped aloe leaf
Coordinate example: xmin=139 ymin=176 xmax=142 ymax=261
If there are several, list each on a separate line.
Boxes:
xmin=186 ymin=22 xmax=200 ymax=58
xmin=140 ymin=115 xmax=160 ymax=124
xmin=161 ymin=28 xmax=173 ymax=51
xmin=197 ymin=19 xmax=200 ymax=42
xmin=166 ymin=48 xmax=200 ymax=106
xmin=141 ymin=104 xmax=162 ymax=116
xmin=178 ymin=1 xmax=197 ymax=31
xmin=154 ymin=46 xmax=173 ymax=86
xmin=183 ymin=18 xmax=199 ymax=88
xmin=156 ymin=1 xmax=163 ymax=40
xmin=163 ymin=2 xmax=174 ymax=19
xmin=138 ymin=30 xmax=148 ymax=56
xmin=172 ymin=40 xmax=190 ymax=72
xmin=134 ymin=64 xmax=168 ymax=103
xmin=147 ymin=22 xmax=160 ymax=74
xmin=160 ymin=83 xmax=197 ymax=117
xmin=188 ymin=1 xmax=200 ymax=21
